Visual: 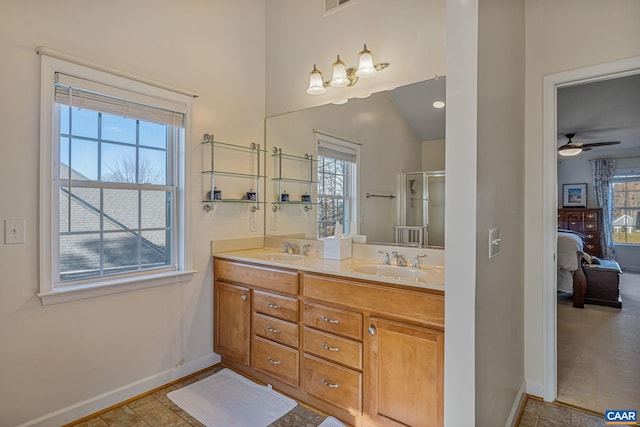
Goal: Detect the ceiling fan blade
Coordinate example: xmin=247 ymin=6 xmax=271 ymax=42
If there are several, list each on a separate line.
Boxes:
xmin=582 ymin=141 xmax=621 ymax=148
xmin=582 ymin=147 xmax=593 ymax=152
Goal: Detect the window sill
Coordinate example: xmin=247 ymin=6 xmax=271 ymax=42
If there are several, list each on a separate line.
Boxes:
xmin=38 ymin=270 xmax=197 ymax=305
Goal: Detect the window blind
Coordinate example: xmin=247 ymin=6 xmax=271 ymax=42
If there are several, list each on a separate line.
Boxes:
xmin=54 ymin=73 xmax=185 ymax=127
xmin=317 ymin=139 xmax=357 ymax=163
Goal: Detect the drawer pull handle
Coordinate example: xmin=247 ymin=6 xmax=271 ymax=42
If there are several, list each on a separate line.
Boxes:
xmin=321 ymin=378 xmax=339 ymax=388
xmin=267 ymin=326 xmax=281 ymax=333
xmin=321 ymin=315 xmax=339 ymax=324
xmin=321 ymin=342 xmax=339 ymax=352
xmin=268 ymin=303 xmax=281 ymax=309
xmin=267 ymin=357 xmax=281 ymax=365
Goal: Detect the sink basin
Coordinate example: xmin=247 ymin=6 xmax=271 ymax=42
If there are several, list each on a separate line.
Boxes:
xmin=353 ymin=265 xmax=427 ymax=280
xmin=256 ymin=253 xmax=304 ymax=261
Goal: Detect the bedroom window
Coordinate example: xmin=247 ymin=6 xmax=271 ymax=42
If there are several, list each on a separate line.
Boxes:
xmin=39 ymin=54 xmax=194 ymax=304
xmin=316 ymin=133 xmax=358 ymax=238
xmin=612 ymin=170 xmax=640 ymax=245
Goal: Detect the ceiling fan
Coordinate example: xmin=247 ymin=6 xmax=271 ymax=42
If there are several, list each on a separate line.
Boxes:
xmin=557 ymin=133 xmax=621 ymax=157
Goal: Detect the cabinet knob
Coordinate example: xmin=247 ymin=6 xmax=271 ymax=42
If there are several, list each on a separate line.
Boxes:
xmin=368 ymin=326 xmax=377 ymax=335
xmin=241 ymin=295 xmax=247 ymax=301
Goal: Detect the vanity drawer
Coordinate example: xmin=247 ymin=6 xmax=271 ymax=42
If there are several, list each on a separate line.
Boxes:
xmin=252 ymin=336 xmax=299 ymax=387
xmin=303 ymin=354 xmax=362 ymax=412
xmin=304 ymin=327 xmax=362 ymax=370
xmin=254 ymin=290 xmax=299 ymax=322
xmin=214 ymin=258 xmax=298 ymax=295
xmin=253 ymin=313 xmax=299 ymax=348
xmin=304 ymin=302 xmax=362 ymax=340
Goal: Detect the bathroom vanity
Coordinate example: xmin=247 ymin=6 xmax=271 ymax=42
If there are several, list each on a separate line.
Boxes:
xmin=213 ymin=251 xmax=444 ymax=426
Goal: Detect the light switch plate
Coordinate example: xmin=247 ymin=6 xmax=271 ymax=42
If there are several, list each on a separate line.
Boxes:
xmin=5 ymin=219 xmax=26 ymax=244
xmin=489 ymin=227 xmax=500 ymax=258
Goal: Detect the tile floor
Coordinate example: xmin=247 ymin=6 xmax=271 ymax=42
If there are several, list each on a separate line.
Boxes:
xmin=517 ymin=397 xmax=610 ymax=427
xmin=69 ymin=365 xmax=327 ymax=427
xmin=69 ymin=365 xmax=612 ymax=427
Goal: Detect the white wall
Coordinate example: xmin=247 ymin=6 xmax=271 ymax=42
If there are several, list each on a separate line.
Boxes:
xmin=524 ymin=0 xmax=640 ymax=397
xmin=0 ymin=1 xmax=265 ymax=425
xmin=475 ymin=0 xmax=526 ymax=424
xmin=422 ymin=139 xmax=446 ymax=171
xmin=265 ymin=92 xmax=421 ymax=243
xmin=265 ymin=0 xmax=447 ymax=116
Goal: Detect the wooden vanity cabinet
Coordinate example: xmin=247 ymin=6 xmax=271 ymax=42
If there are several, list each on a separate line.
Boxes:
xmin=213 ymin=257 xmax=444 ymax=427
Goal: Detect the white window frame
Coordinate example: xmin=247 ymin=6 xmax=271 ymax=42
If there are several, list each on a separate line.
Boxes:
xmin=612 ymin=168 xmax=640 ymax=246
xmin=314 ymin=132 xmax=359 ymax=238
xmin=38 ymin=54 xmax=195 ymax=305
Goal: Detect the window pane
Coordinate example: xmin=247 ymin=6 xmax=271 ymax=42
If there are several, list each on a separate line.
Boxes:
xmin=141 ymin=230 xmax=169 ymax=267
xmin=103 ymin=189 xmax=139 ymax=230
xmin=140 ymin=121 xmax=167 ymax=149
xmin=60 ymin=233 xmax=100 ymax=280
xmin=103 ymin=232 xmax=139 ymax=274
xmin=59 ymin=187 xmax=101 ymax=232
xmin=102 ymin=113 xmax=136 ymax=144
xmin=142 ymin=191 xmax=170 ymax=228
xmin=60 ymin=137 xmax=70 ymax=179
xmin=628 ymin=191 xmax=640 ymax=208
xmin=101 ymin=142 xmax=137 ymax=183
xmin=140 ymin=148 xmax=167 ymax=185
xmin=71 ymin=108 xmax=98 ymax=139
xmin=70 ymin=138 xmax=98 ymax=180
xmin=60 ymin=105 xmax=70 ymax=135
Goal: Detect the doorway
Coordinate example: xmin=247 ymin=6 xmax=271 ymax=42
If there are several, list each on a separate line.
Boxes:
xmin=542 ymin=57 xmax=640 ymax=408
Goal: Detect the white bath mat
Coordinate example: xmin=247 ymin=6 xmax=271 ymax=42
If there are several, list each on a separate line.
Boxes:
xmin=318 ymin=416 xmax=346 ymax=427
xmin=167 ymin=368 xmax=297 ymax=427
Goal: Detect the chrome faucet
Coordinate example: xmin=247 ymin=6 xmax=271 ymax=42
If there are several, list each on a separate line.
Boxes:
xmin=412 ymin=254 xmax=427 ymax=269
xmin=378 ymin=250 xmax=390 ymax=265
xmin=283 ymin=241 xmax=299 ymax=254
xmin=391 ymin=251 xmax=407 ymax=267
xmin=302 ymin=244 xmax=311 ymax=256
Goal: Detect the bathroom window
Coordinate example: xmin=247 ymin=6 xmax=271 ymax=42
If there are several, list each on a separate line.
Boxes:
xmin=316 ymin=133 xmax=358 ymax=238
xmin=39 ymin=54 xmax=194 ymax=304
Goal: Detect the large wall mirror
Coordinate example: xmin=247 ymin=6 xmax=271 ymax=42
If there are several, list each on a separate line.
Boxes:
xmin=265 ymin=77 xmax=446 ymax=248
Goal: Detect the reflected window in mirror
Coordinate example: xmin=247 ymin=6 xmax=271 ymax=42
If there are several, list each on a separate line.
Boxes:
xmin=316 ymin=133 xmax=359 ymax=238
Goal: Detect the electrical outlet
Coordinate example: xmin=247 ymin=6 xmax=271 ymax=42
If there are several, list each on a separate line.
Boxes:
xmin=5 ymin=219 xmax=26 ymax=244
xmin=489 ymin=227 xmax=500 ymax=258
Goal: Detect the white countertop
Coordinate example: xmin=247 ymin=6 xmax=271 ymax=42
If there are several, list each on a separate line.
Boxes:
xmin=213 ymin=248 xmax=445 ymax=292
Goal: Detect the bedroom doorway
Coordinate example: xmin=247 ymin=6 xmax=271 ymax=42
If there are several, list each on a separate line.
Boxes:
xmin=545 ymin=59 xmax=640 ymax=412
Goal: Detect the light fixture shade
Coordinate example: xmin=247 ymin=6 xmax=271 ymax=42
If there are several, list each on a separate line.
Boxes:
xmin=558 ymin=147 xmax=582 ymax=157
xmin=330 ymin=55 xmax=349 ymax=87
xmin=356 ymin=45 xmax=377 ymax=78
xmin=432 ymin=100 xmax=446 ymax=109
xmin=306 ymin=65 xmax=326 ymax=95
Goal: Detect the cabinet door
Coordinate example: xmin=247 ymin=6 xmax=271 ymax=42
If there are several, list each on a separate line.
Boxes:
xmin=214 ymin=281 xmax=250 ymax=365
xmin=366 ymin=318 xmax=443 ymax=427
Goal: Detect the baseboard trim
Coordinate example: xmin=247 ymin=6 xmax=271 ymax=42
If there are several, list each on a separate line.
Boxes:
xmin=16 ymin=353 xmax=221 ymax=427
xmin=505 ymin=381 xmax=527 ymax=427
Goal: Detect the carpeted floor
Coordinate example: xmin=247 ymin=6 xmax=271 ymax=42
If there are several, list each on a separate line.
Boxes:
xmin=557 ymin=271 xmax=640 ymax=413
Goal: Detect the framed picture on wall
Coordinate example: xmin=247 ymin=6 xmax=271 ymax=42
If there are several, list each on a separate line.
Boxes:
xmin=563 ymin=183 xmax=587 ymax=207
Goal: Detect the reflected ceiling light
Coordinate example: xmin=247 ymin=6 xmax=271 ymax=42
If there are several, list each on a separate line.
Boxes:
xmin=332 ymin=99 xmax=349 ymax=105
xmin=432 ymin=100 xmax=445 ymax=109
xmin=306 ymin=44 xmax=390 ymax=95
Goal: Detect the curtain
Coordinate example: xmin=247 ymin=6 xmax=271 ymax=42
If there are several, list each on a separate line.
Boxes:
xmin=591 ymin=158 xmax=616 ymax=259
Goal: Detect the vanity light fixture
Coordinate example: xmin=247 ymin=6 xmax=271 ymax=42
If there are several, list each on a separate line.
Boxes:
xmin=306 ymin=44 xmax=390 ymax=95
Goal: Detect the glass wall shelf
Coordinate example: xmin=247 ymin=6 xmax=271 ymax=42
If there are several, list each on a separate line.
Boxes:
xmin=271 ymin=147 xmax=315 ymax=212
xmin=201 ymin=133 xmax=265 ymax=212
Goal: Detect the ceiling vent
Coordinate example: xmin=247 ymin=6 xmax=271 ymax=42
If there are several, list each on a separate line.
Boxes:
xmin=325 ymin=0 xmax=354 ymax=14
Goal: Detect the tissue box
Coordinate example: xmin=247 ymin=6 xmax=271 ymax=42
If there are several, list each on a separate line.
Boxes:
xmin=323 ymin=236 xmax=352 ymax=260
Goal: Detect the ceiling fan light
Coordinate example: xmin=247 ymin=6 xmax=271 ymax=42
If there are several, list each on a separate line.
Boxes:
xmin=558 ymin=147 xmax=582 ymax=157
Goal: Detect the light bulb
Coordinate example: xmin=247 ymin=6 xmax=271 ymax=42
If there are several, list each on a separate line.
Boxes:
xmin=330 ymin=55 xmax=349 ymax=87
xmin=306 ymin=65 xmax=326 ymax=95
xmin=356 ymin=45 xmax=377 ymax=78
xmin=558 ymin=147 xmax=582 ymax=157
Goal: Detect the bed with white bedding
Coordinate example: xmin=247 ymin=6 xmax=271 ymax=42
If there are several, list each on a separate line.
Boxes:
xmin=557 ymin=230 xmax=587 ymax=307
